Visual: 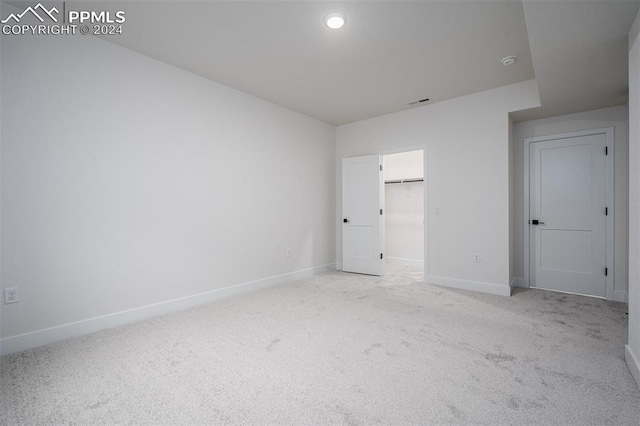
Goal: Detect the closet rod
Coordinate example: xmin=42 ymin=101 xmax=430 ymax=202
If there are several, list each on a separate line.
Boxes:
xmin=384 ymin=178 xmax=424 ymax=184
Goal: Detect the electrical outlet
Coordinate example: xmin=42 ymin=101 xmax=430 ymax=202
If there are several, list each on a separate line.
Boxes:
xmin=4 ymin=287 xmax=19 ymax=304
xmin=473 ymin=253 xmax=481 ymax=263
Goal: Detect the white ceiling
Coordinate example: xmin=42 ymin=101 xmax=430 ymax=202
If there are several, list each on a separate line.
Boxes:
xmin=83 ymin=0 xmax=640 ymax=125
xmin=512 ymin=0 xmax=639 ymax=122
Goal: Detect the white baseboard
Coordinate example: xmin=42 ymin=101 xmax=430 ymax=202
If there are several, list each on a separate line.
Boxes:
xmin=507 ymin=277 xmax=624 ymax=302
xmin=510 ymin=277 xmax=524 ymax=288
xmin=386 ymin=257 xmax=424 ymax=268
xmin=0 ymin=263 xmax=336 ymax=356
xmin=427 ymin=275 xmax=511 ymax=297
xmin=625 ymin=345 xmax=640 ymax=391
xmin=613 ymin=290 xmax=628 ymax=303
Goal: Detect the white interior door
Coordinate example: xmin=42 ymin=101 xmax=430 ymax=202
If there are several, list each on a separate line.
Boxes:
xmin=342 ymin=155 xmax=384 ymax=276
xmin=529 ymin=133 xmax=607 ymax=297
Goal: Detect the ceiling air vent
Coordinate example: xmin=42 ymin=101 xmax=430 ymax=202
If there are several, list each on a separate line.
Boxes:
xmin=409 ymin=97 xmax=430 ymax=106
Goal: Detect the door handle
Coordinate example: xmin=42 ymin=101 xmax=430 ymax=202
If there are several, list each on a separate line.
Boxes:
xmin=343 ymin=218 xmax=350 ymax=223
xmin=531 ymin=219 xmax=545 ymax=225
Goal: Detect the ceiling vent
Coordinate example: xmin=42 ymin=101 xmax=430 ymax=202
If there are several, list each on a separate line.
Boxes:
xmin=409 ymin=97 xmax=430 ymax=106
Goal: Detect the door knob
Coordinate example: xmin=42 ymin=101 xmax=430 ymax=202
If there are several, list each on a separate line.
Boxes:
xmin=531 ymin=219 xmax=545 ymax=225
xmin=343 ymin=218 xmax=350 ymax=223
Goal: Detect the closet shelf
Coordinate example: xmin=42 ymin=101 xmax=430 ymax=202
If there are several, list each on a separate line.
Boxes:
xmin=384 ymin=178 xmax=424 ymax=184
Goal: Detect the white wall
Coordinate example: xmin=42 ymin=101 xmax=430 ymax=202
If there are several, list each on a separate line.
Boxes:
xmin=383 ymin=150 xmax=424 ymax=181
xmin=383 ymin=150 xmax=424 ymax=265
xmin=626 ymin=8 xmax=640 ymax=389
xmin=508 ymin=117 xmax=515 ymax=285
xmin=512 ymin=106 xmax=629 ymax=301
xmin=337 ymin=80 xmax=540 ymax=296
xmin=0 ymin=29 xmax=335 ymax=351
xmin=385 ymin=182 xmax=424 ymax=265
xmin=0 ymin=1 xmax=4 ymax=345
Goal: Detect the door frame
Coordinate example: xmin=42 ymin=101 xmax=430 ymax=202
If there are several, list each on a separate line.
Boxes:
xmin=523 ymin=127 xmax=614 ymax=299
xmin=378 ymin=145 xmax=428 ymax=282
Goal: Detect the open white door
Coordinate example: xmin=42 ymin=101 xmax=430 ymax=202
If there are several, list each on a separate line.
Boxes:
xmin=342 ymin=155 xmax=384 ymax=276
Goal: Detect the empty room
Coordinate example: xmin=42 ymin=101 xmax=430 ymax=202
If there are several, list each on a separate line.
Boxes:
xmin=2 ymin=0 xmax=640 ymax=424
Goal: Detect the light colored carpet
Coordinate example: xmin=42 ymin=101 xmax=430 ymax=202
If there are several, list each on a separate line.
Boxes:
xmin=1 ymin=265 xmax=639 ymax=425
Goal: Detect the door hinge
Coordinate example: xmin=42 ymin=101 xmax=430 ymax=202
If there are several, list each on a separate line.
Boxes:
xmin=605 ymin=146 xmax=608 ymax=155
xmin=380 ymin=253 xmax=383 ymax=259
xmin=380 ymin=165 xmax=383 ymax=171
xmin=605 ymin=207 xmax=608 ymax=216
xmin=605 ymin=267 xmax=608 ymax=276
xmin=380 ymin=209 xmax=383 ymax=215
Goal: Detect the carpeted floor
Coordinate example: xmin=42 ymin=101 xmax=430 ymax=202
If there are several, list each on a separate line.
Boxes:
xmin=1 ymin=265 xmax=639 ymax=425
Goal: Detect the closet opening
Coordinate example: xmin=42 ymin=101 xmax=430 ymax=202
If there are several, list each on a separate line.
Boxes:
xmin=382 ymin=150 xmax=425 ymax=277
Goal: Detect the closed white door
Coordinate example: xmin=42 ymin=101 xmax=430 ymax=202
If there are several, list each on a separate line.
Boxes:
xmin=342 ymin=155 xmax=384 ymax=276
xmin=529 ymin=133 xmax=607 ymax=297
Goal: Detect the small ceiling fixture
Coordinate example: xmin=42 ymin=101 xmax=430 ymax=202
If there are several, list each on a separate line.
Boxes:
xmin=501 ymin=55 xmax=518 ymax=66
xmin=325 ymin=12 xmax=346 ymax=29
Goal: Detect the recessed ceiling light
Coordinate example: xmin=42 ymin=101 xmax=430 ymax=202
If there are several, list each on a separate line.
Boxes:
xmin=501 ymin=55 xmax=518 ymax=66
xmin=325 ymin=12 xmax=346 ymax=29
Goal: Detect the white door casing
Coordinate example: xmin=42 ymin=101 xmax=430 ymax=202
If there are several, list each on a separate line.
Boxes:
xmin=342 ymin=155 xmax=384 ymax=276
xmin=525 ymin=129 xmax=613 ymax=298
